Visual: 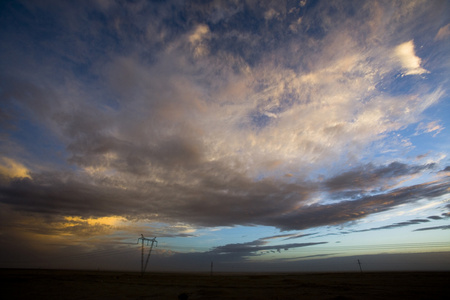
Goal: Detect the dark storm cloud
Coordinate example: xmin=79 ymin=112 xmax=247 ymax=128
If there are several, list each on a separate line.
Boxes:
xmin=263 ymin=178 xmax=450 ymax=231
xmin=67 ymin=132 xmax=204 ymax=173
xmin=157 ymin=168 xmax=319 ymax=227
xmin=324 ymin=162 xmax=436 ymax=193
xmin=166 ymin=163 xmax=446 ymax=229
xmin=0 ymin=162 xmax=317 ymax=226
xmin=1 ymin=166 xmax=448 ymax=232
xmin=0 ymin=174 xmax=144 ymax=217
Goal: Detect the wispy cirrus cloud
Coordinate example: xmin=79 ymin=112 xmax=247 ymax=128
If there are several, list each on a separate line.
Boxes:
xmin=415 ymin=121 xmax=445 ymax=137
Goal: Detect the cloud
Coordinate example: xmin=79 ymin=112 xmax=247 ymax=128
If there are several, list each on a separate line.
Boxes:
xmin=394 ymin=40 xmax=429 ymax=76
xmin=288 ymin=17 xmax=302 ymax=32
xmin=2 ymin=1 xmax=445 ymax=183
xmin=189 ymin=24 xmax=210 ymax=44
xmin=283 ymin=233 xmax=317 ymax=241
xmin=185 ymin=0 xmax=243 ymax=24
xmin=265 ymin=178 xmax=450 ymax=231
xmin=0 ymin=0 xmax=449 ymax=270
xmin=188 ymin=24 xmax=211 ymax=57
xmin=264 ymin=8 xmax=280 ymax=21
xmin=294 ymin=253 xmax=339 ymax=259
xmin=208 ymin=237 xmax=327 ymax=258
xmin=323 ymin=162 xmax=436 ymax=194
xmin=435 ymin=24 xmax=450 ymax=41
xmin=0 ymin=157 xmax=31 ymax=182
xmin=414 ymin=225 xmax=450 ymax=232
xmin=415 ymin=121 xmax=445 ymax=137
xmin=1 ymin=166 xmax=447 ymax=233
xmin=339 ymin=210 xmax=450 ymax=235
xmin=357 ymin=219 xmax=431 ymax=232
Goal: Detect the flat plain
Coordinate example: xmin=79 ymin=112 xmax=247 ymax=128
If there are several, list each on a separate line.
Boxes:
xmin=1 ymin=269 xmax=449 ymax=299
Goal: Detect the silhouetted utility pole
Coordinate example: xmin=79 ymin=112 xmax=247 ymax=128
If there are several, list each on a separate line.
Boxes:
xmin=357 ymin=259 xmax=363 ymax=273
xmin=137 ymin=234 xmax=157 ymax=277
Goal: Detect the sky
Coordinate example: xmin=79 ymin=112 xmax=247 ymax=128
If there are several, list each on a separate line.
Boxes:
xmin=0 ymin=0 xmax=449 ymax=273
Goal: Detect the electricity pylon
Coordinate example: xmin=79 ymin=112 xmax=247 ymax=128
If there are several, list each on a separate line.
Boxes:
xmin=137 ymin=234 xmax=157 ymax=276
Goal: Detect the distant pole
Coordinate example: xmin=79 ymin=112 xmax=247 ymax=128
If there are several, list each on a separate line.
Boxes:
xmin=140 ymin=235 xmax=144 ymax=274
xmin=357 ymin=259 xmax=363 ymax=273
xmin=137 ymin=234 xmax=158 ymax=277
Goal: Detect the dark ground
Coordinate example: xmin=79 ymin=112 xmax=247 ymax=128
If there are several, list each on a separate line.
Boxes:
xmin=1 ymin=269 xmax=449 ymax=299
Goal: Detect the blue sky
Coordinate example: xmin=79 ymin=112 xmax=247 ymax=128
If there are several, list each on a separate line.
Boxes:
xmin=0 ymin=0 xmax=449 ymax=272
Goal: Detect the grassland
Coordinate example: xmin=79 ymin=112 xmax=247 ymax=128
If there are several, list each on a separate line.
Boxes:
xmin=1 ymin=269 xmax=449 ymax=299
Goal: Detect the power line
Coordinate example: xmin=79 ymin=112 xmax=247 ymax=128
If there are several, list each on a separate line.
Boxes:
xmin=285 ymin=241 xmax=450 ymax=253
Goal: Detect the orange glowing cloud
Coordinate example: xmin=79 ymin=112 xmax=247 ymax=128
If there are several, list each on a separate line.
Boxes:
xmin=0 ymin=157 xmax=31 ymax=181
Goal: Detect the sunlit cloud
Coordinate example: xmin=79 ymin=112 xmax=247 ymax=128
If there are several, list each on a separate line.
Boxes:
xmin=188 ymin=24 xmax=211 ymax=57
xmin=415 ymin=121 xmax=445 ymax=137
xmin=394 ymin=40 xmax=429 ymax=76
xmin=0 ymin=157 xmax=31 ymax=181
